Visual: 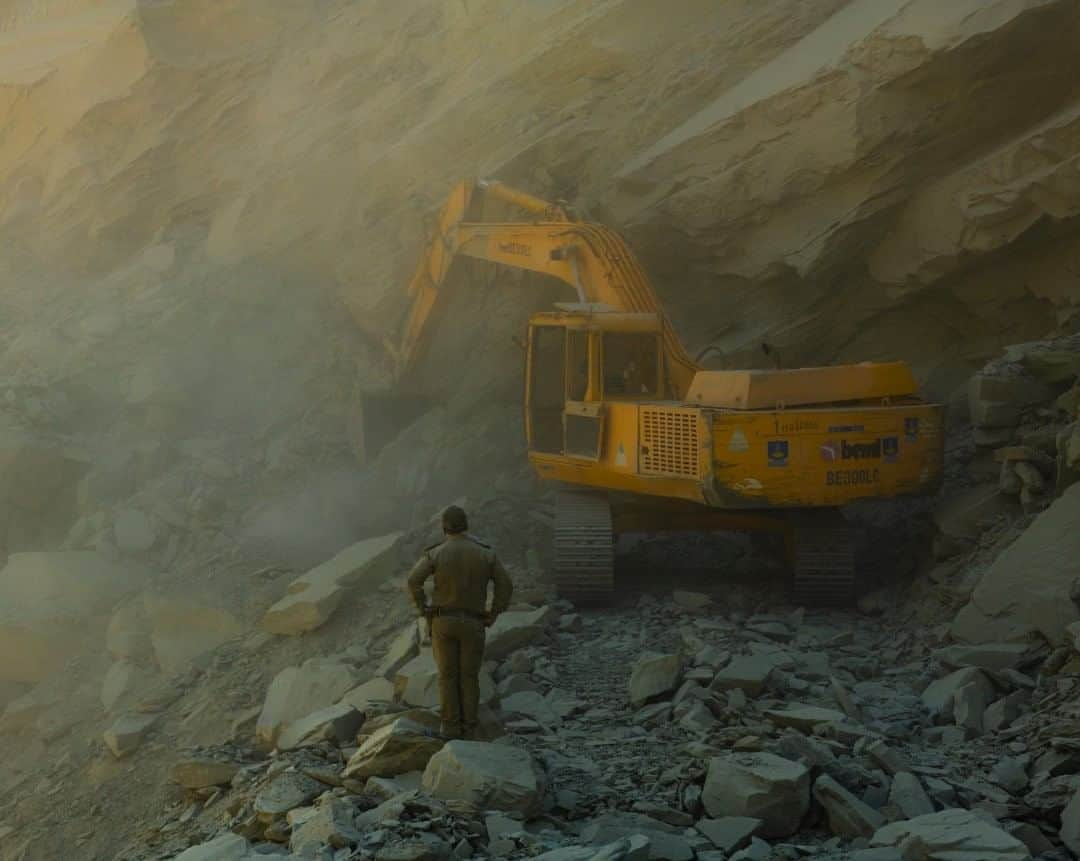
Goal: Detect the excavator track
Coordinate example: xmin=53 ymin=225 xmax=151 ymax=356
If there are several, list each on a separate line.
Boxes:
xmin=553 ymin=489 xmax=615 ymax=605
xmin=790 ymin=511 xmax=857 ymax=606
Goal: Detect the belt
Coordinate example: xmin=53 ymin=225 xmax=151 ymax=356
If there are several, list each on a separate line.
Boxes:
xmin=433 ymin=607 xmax=483 ymax=620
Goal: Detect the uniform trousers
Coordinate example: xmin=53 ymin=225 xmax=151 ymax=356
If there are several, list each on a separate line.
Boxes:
xmin=430 ymin=614 xmax=485 ymax=738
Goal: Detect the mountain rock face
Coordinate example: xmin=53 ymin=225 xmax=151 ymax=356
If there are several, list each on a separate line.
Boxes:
xmin=2 ymin=1 xmax=1078 ymax=410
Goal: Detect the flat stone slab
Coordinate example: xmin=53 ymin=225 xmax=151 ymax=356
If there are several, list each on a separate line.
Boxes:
xmin=710 ymin=655 xmax=775 ymax=696
xmin=696 ymin=816 xmax=762 ymax=853
xmin=765 ymin=705 xmax=848 ymax=732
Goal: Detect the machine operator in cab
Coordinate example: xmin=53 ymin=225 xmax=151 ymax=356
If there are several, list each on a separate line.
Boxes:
xmin=406 ymin=505 xmax=513 ymax=740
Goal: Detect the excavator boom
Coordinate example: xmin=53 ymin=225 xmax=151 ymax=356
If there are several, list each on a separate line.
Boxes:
xmin=393 ymin=179 xmax=698 ymax=395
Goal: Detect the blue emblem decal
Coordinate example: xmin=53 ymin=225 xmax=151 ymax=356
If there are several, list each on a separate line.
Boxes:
xmin=767 ymin=440 xmax=789 ymax=467
xmin=882 ymin=436 xmax=899 ymax=463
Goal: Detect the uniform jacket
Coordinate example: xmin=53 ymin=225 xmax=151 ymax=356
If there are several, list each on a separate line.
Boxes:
xmin=406 ymin=533 xmax=513 ymax=618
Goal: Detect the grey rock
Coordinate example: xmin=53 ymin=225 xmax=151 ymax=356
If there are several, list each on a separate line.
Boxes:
xmin=871 ymin=808 xmax=1029 ymax=860
xmin=1007 ymin=822 xmax=1054 ymax=857
xmin=711 ymin=655 xmax=775 ymax=696
xmin=934 ymin=643 xmax=1033 ymax=672
xmin=103 ymin=712 xmax=156 ymax=758
xmin=990 ymin=756 xmax=1028 ymax=795
xmin=277 ymin=703 xmax=364 ymax=751
xmin=290 ymin=796 xmax=362 ymax=853
xmin=501 ymin=690 xmax=560 ymax=726
xmin=813 ymin=774 xmax=885 ymax=838
xmin=702 ymin=752 xmax=810 ymax=838
xmin=983 ymin=690 xmax=1030 ymax=733
xmin=865 ymin=739 xmax=910 ymax=776
xmin=628 ymin=652 xmax=683 ymax=707
xmin=695 ymin=817 xmax=761 ymax=853
xmin=729 ymin=837 xmax=772 ymax=861
xmin=422 ymin=740 xmax=543 ymax=816
xmin=173 ymin=834 xmax=258 ymax=860
xmin=920 ymin=668 xmax=993 ymax=721
xmin=1060 ymin=789 xmax=1080 ymax=855
xmin=376 ymin=623 xmax=421 ymax=679
xmin=582 ymin=812 xmax=691 ymax=861
xmin=253 ymin=771 xmax=323 ymax=819
xmin=953 ymin=678 xmax=994 ymax=736
xmin=343 ymin=716 xmax=444 ymax=780
xmin=887 ymin=772 xmax=934 ymax=819
xmin=764 ymin=704 xmax=847 ymax=732
xmin=485 ymin=606 xmax=554 ymax=661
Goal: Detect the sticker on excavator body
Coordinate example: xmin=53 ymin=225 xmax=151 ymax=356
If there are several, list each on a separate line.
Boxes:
xmin=767 ymin=440 xmax=789 ymax=467
xmin=728 ymin=429 xmax=749 ymax=453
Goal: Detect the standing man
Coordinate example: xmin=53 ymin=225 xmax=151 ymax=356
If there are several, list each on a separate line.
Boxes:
xmin=407 ymin=505 xmax=513 ymax=740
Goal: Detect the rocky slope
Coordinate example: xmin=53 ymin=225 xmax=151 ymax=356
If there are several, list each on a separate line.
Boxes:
xmin=0 ymin=0 xmax=1079 ymax=859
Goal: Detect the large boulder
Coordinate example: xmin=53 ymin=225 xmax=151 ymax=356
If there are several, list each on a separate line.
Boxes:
xmin=340 ymin=677 xmax=396 ymax=711
xmin=870 ymin=808 xmax=1029 ymax=860
xmin=103 ymin=712 xmax=157 ymax=758
xmin=952 ymin=483 xmax=1080 ymax=645
xmin=628 ymin=652 xmax=683 ymax=707
xmin=144 ymin=594 xmax=242 ymax=675
xmin=261 ymin=579 xmax=344 ymax=637
xmin=702 ymin=753 xmax=810 ymax=838
xmin=394 ymin=650 xmax=495 ymax=709
xmin=290 ymin=796 xmax=362 ymax=855
xmin=376 ymin=622 xmax=421 ymax=679
xmin=262 ymin=532 xmax=402 ymax=636
xmin=422 ymin=740 xmax=543 ymax=816
xmin=287 ymin=532 xmax=402 ymax=594
xmin=920 ymin=668 xmax=994 ymax=721
xmin=256 ymin=659 xmax=357 ymax=746
xmin=0 ymin=552 xmax=147 ymax=683
xmin=276 ymin=703 xmax=364 ymax=751
xmin=485 ymin=606 xmax=555 ymax=661
xmin=344 ymin=716 xmax=444 ymax=779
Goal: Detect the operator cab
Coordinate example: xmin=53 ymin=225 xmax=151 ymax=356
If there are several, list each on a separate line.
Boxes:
xmin=525 ymin=309 xmax=664 ymax=459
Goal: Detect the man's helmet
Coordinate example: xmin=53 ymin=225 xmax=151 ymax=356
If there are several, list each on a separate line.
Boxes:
xmin=441 ymin=505 xmax=468 ymax=534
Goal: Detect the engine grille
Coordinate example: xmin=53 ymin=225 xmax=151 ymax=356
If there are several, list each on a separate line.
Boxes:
xmin=640 ymin=407 xmax=699 ymax=478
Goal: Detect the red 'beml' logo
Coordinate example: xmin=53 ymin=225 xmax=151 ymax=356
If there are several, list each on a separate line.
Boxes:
xmin=820 ymin=441 xmax=838 ymax=462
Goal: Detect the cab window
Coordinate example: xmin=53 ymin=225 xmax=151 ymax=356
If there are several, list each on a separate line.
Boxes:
xmin=602 ymin=333 xmax=659 ymax=398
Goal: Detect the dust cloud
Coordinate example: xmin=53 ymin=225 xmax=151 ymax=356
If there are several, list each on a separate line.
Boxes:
xmin=0 ymin=2 xmax=1078 ymax=859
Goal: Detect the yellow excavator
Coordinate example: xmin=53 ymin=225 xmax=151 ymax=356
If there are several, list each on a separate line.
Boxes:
xmin=368 ymin=179 xmax=945 ymax=604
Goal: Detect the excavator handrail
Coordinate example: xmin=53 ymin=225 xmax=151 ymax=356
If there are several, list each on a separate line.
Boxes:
xmin=390 ymin=179 xmax=700 ymax=396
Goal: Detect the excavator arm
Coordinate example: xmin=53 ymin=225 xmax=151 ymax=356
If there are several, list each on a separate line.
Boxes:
xmin=391 ymin=179 xmax=699 ymax=396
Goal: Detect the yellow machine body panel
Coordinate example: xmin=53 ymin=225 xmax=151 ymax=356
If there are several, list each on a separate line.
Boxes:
xmin=706 ymin=403 xmax=945 ymax=508
xmin=685 ymin=363 xmax=918 ymax=410
xmin=527 ymin=400 xmax=944 ymax=510
xmin=523 ymin=312 xmax=944 ymax=509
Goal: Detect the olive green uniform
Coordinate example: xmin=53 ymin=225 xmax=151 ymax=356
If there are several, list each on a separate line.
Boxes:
xmin=406 ymin=533 xmax=513 ymax=738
